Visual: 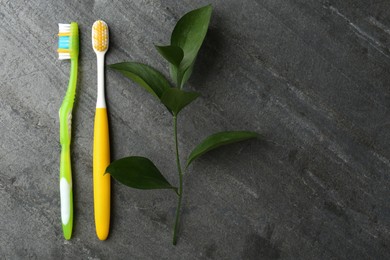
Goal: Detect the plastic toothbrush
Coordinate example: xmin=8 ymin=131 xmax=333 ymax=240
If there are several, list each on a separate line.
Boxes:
xmin=92 ymin=20 xmax=111 ymax=240
xmin=57 ymin=22 xmax=79 ymax=240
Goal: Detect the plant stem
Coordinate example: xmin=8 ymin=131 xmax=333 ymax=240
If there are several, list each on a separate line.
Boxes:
xmin=172 ymin=115 xmax=183 ymax=245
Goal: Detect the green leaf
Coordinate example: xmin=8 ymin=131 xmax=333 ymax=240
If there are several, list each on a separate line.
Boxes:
xmin=170 ymin=4 xmax=212 ymax=87
xmin=186 ymin=131 xmax=261 ymax=167
xmin=109 ymin=62 xmax=171 ymax=99
xmin=155 ymin=45 xmax=184 ymax=67
xmin=106 ymin=156 xmax=178 ymax=193
xmin=161 ymin=88 xmax=200 ymax=115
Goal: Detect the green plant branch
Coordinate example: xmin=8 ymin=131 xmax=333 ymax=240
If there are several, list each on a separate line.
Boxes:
xmin=172 ymin=114 xmax=184 ymax=245
xmin=106 ymin=5 xmax=260 ymax=246
xmin=176 ymin=71 xmax=182 ymax=89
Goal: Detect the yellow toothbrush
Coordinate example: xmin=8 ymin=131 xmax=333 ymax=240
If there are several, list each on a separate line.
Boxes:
xmin=92 ymin=20 xmax=110 ymax=240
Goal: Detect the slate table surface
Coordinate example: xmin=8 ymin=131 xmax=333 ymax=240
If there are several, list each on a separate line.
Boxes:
xmin=1 ymin=0 xmax=389 ymax=259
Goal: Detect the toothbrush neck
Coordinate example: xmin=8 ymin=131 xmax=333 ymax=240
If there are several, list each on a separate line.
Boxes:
xmin=96 ymin=53 xmax=106 ymax=108
xmin=63 ymin=58 xmax=78 ymax=105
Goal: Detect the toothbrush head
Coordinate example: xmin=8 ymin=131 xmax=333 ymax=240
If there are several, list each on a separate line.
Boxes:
xmin=57 ymin=22 xmax=79 ymax=60
xmin=92 ymin=20 xmax=109 ymax=53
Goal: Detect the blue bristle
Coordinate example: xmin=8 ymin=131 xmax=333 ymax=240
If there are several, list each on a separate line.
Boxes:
xmin=59 ymin=36 xmax=70 ymax=49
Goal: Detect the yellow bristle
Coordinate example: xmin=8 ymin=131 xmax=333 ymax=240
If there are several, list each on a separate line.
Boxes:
xmin=58 ymin=32 xmax=71 ymax=36
xmin=57 ymin=49 xmax=70 ymax=53
xmin=92 ymin=20 xmax=108 ymax=52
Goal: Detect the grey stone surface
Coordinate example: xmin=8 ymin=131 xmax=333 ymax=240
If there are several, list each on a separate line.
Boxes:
xmin=0 ymin=0 xmax=389 ymax=259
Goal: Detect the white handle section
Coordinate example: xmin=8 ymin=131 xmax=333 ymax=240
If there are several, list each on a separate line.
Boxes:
xmin=96 ymin=53 xmax=106 ymax=108
xmin=60 ymin=177 xmax=71 ymax=225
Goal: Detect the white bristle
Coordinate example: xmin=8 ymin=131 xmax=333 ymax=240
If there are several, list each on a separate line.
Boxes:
xmin=58 ymin=53 xmax=71 ymax=60
xmin=58 ymin=23 xmax=71 ymax=33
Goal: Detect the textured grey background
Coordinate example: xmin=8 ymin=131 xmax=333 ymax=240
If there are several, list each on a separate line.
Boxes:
xmin=0 ymin=0 xmax=389 ymax=259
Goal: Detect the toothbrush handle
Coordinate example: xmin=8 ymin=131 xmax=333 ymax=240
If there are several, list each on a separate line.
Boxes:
xmin=93 ymin=108 xmax=110 ymax=240
xmin=60 ymin=145 xmax=73 ymax=240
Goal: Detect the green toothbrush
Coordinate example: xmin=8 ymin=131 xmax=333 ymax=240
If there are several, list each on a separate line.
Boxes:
xmin=57 ymin=22 xmax=79 ymax=240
